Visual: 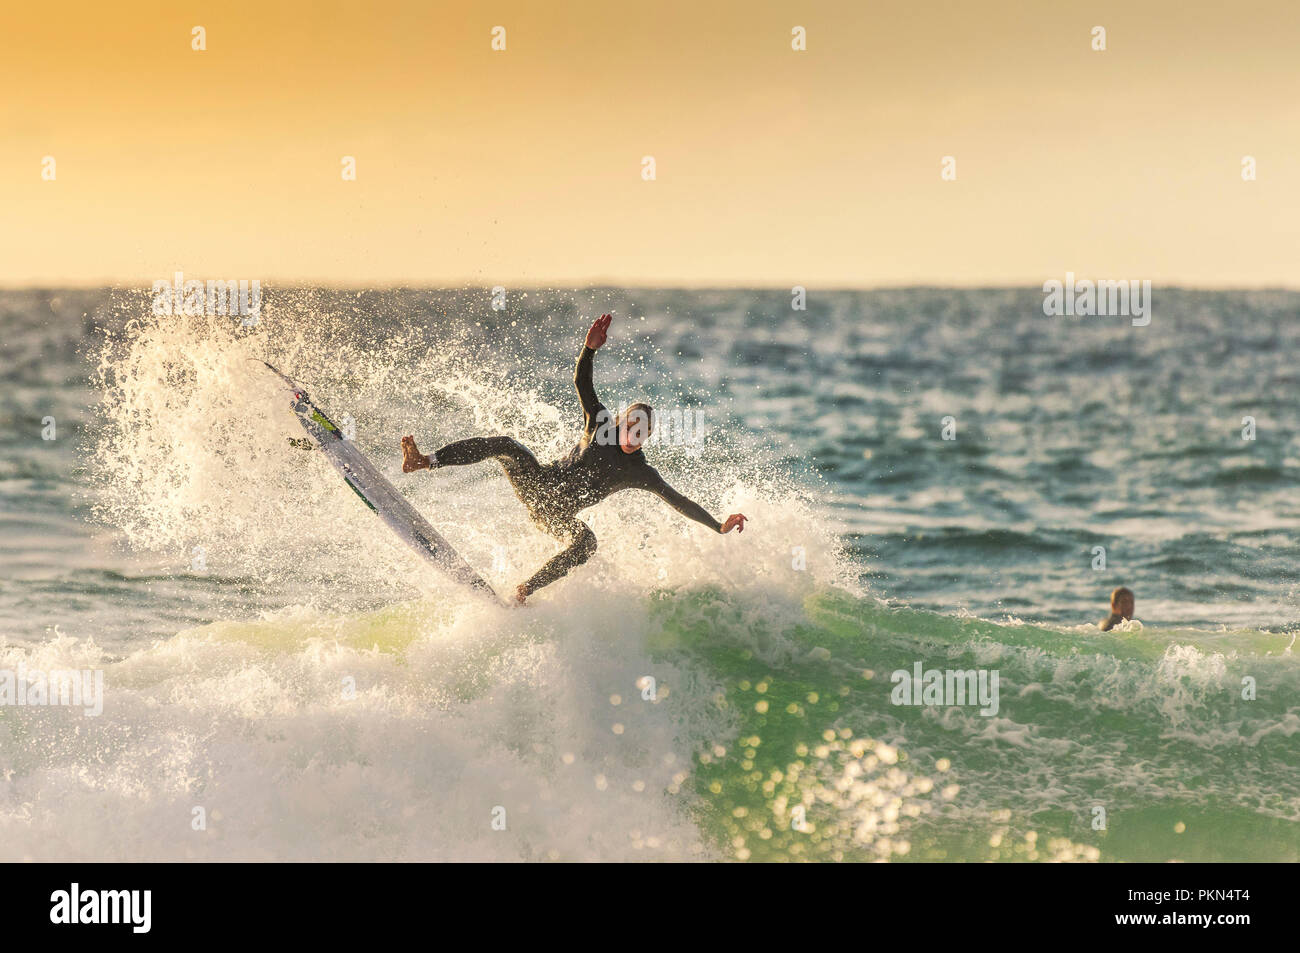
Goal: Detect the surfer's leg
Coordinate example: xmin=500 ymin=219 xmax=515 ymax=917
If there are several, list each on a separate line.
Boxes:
xmin=403 ymin=434 xmax=540 ymax=476
xmin=428 ymin=435 xmax=549 ymax=513
xmin=519 ymin=518 xmax=597 ymax=597
xmin=428 ymin=436 xmax=539 ymax=478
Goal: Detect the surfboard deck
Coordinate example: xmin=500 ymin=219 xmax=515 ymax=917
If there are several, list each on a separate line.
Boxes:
xmin=262 ymin=362 xmax=500 ymax=602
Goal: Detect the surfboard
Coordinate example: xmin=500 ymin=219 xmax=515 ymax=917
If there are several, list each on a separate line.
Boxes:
xmin=262 ymin=362 xmax=499 ymax=601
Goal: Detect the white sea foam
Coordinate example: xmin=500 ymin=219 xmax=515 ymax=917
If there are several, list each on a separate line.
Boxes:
xmin=0 ymin=297 xmax=850 ymax=861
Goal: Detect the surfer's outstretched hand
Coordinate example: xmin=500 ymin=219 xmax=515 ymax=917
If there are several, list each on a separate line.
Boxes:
xmin=401 ymin=435 xmax=430 ymax=472
xmin=585 ymin=313 xmax=612 ymax=350
xmin=513 ymin=584 xmax=529 ymax=606
xmin=719 ymin=513 xmax=748 ymax=534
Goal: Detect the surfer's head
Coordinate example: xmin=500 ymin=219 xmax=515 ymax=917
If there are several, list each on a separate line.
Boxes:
xmin=618 ymin=402 xmax=653 ymax=453
xmin=1110 ymin=586 xmax=1135 ymax=619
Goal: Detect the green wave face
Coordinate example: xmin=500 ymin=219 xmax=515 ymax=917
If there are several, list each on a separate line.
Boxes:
xmin=646 ymin=588 xmax=1300 ymax=863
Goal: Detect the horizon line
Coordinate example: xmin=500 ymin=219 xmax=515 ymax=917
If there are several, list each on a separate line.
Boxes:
xmin=3 ymin=278 xmax=1300 ymax=294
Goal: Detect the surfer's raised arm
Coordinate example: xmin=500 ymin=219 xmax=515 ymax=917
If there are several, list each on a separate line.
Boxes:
xmin=636 ymin=465 xmax=747 ymax=535
xmin=576 ymin=314 xmax=610 ymax=431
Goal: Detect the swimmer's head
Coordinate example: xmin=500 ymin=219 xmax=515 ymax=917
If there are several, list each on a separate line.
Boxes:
xmin=618 ymin=402 xmax=653 ymax=453
xmin=1110 ymin=586 xmax=1135 ymax=619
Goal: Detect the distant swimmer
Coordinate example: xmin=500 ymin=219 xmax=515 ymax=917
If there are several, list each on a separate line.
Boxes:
xmin=1099 ymin=586 xmax=1135 ymax=631
xmin=400 ymin=314 xmax=748 ymax=605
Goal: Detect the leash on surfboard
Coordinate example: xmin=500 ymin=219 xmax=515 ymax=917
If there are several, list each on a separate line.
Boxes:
xmin=249 ymin=358 xmax=312 ymax=394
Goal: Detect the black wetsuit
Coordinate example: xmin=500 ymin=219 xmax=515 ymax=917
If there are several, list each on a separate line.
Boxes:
xmin=433 ymin=345 xmax=721 ymax=595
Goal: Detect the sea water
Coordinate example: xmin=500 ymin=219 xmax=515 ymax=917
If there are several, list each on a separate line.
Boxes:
xmin=1 ymin=286 xmax=1297 ymax=861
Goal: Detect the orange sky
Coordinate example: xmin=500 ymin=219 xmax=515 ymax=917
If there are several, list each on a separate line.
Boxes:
xmin=1 ymin=0 xmax=1297 ymax=287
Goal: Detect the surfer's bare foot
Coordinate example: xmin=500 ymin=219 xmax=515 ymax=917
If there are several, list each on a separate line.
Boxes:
xmin=401 ymin=435 xmax=430 ymax=472
xmin=513 ymin=584 xmax=528 ymax=606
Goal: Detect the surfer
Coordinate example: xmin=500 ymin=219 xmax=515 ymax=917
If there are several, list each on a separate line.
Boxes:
xmin=400 ymin=314 xmax=748 ymax=604
xmin=1099 ymin=586 xmax=1135 ymax=631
